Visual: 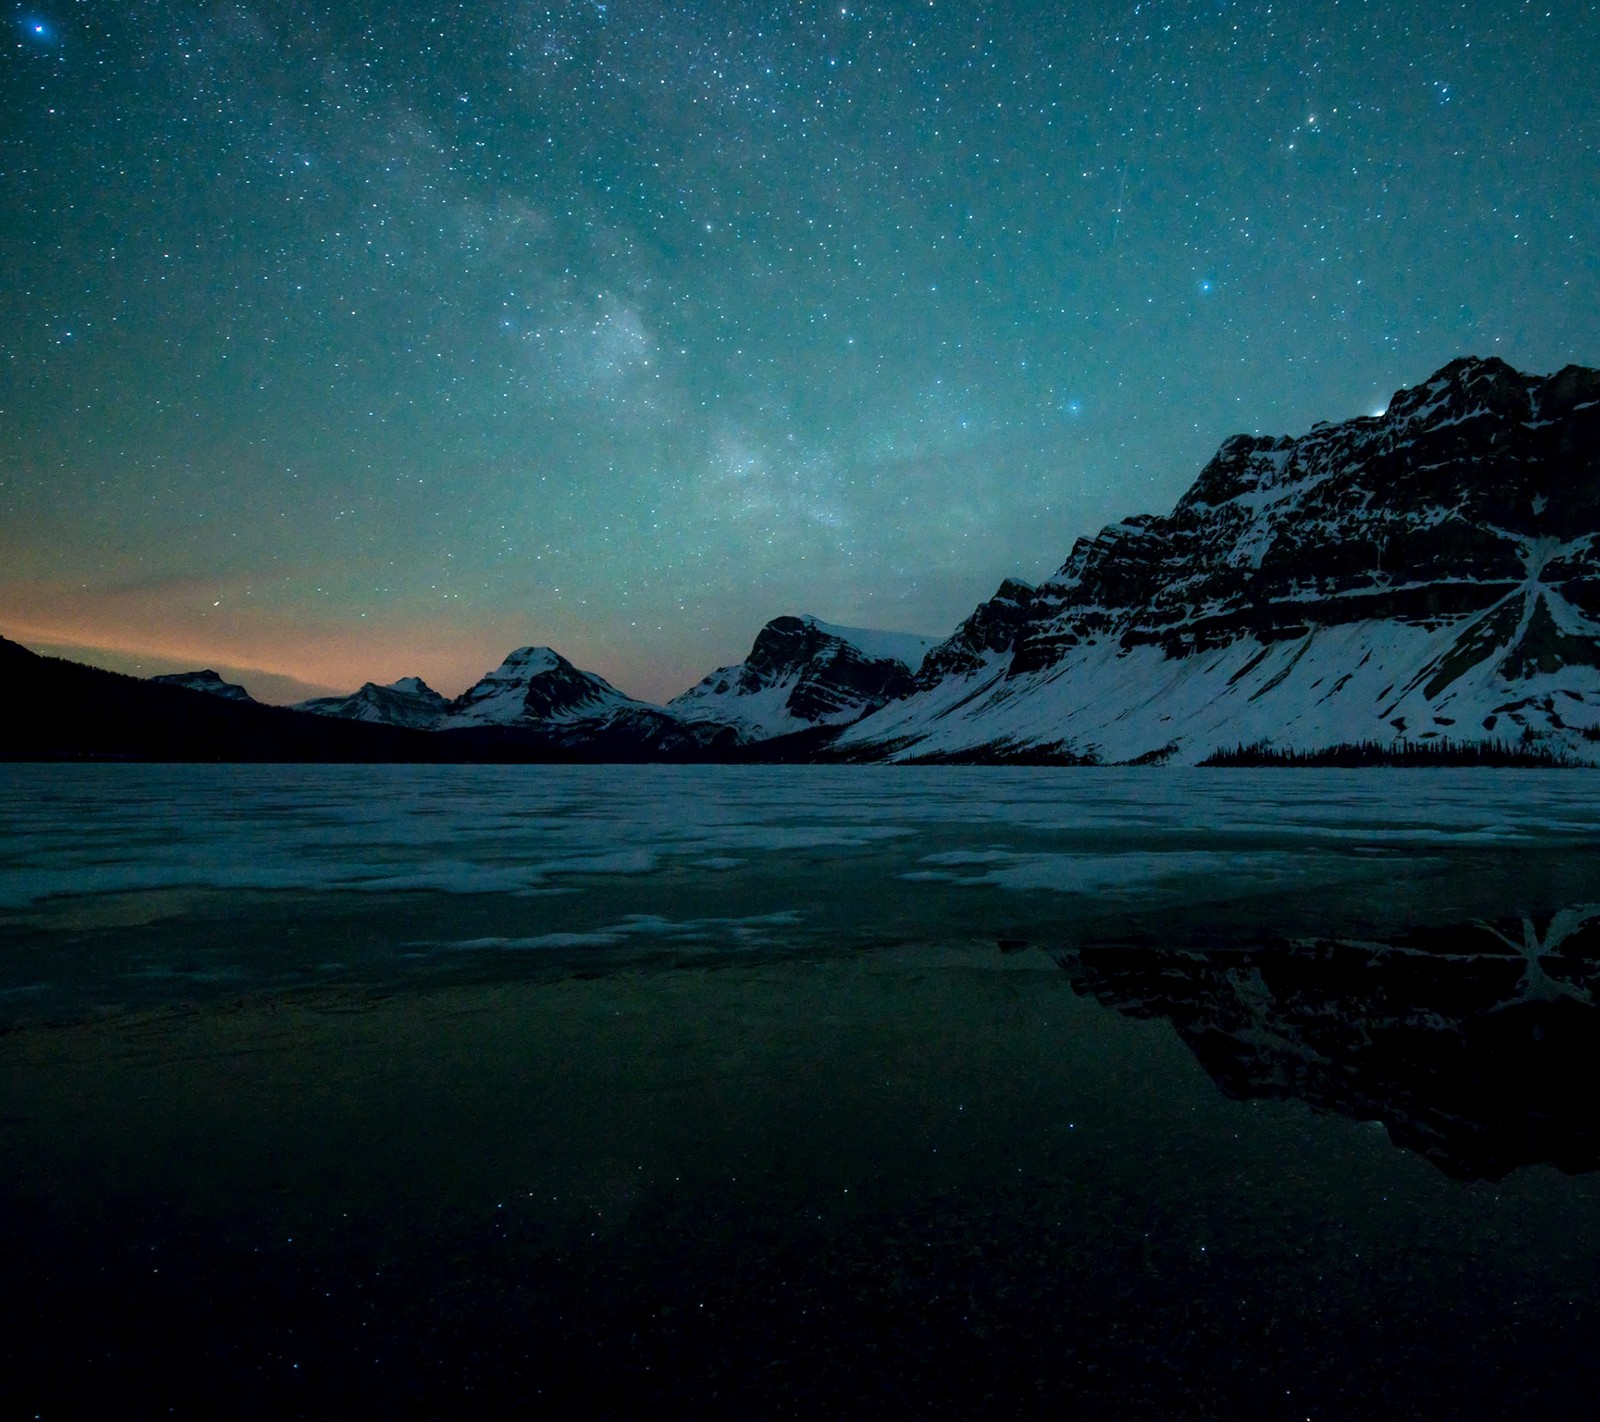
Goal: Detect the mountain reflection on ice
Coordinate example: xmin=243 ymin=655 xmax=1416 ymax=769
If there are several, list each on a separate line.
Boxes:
xmin=1060 ymin=907 xmax=1600 ymax=1181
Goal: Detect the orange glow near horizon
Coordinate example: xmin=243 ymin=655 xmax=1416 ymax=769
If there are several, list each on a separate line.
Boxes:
xmin=5 ymin=615 xmax=490 ymax=701
xmin=0 ymin=581 xmax=679 ymax=705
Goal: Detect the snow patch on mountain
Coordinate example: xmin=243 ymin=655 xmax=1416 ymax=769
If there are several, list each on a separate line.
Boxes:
xmin=149 ymin=670 xmax=255 ymax=702
xmin=843 ymin=615 xmax=1600 ymax=764
xmin=801 ymin=618 xmax=938 ymax=672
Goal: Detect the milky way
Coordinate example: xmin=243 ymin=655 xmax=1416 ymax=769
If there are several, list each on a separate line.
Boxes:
xmin=2 ymin=0 xmax=1595 ymax=701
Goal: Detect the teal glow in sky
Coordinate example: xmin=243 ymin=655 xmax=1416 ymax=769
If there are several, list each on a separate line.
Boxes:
xmin=3 ymin=0 xmax=1596 ymax=700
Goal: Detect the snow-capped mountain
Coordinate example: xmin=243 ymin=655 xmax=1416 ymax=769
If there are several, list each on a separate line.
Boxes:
xmin=294 ymin=676 xmax=449 ymax=730
xmin=440 ymin=646 xmax=642 ymax=729
xmin=433 ymin=645 xmax=736 ymax=755
xmin=149 ymin=670 xmax=255 ymax=702
xmin=839 ymin=356 xmax=1600 ymax=764
xmin=669 ymin=614 xmax=937 ymax=742
xmin=289 ymin=645 xmax=660 ymax=739
xmin=402 ymin=645 xmax=729 ymax=754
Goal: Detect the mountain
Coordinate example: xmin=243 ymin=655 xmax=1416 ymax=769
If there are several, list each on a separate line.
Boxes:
xmin=293 ymin=621 xmax=937 ymax=748
xmin=436 ymin=645 xmax=735 ymax=757
xmin=1060 ymin=906 xmax=1600 ymax=1180
xmin=149 ymin=670 xmax=255 ymax=702
xmin=441 ymin=646 xmax=639 ymax=729
xmin=285 ymin=648 xmax=639 ymax=733
xmin=670 ymin=614 xmax=937 ymax=741
xmin=295 ymin=676 xmax=450 ymax=730
xmin=838 ymin=356 xmax=1600 ymax=764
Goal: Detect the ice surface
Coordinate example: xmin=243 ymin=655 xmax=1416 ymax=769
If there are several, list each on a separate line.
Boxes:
xmin=909 ymin=849 xmax=1330 ymax=895
xmin=2 ymin=764 xmax=1598 ymax=911
xmin=424 ymin=911 xmax=805 ymax=952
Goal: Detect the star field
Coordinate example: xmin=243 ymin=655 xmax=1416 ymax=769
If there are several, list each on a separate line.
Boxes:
xmin=2 ymin=0 xmax=1596 ymax=700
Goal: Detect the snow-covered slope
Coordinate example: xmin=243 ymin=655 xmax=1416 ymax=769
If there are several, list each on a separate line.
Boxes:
xmin=839 ymin=356 xmax=1600 ymax=764
xmin=294 ymin=676 xmax=449 ymax=730
xmin=801 ymin=618 xmax=938 ymax=672
xmin=149 ymin=670 xmax=255 ymax=702
xmin=669 ymin=614 xmax=937 ymax=741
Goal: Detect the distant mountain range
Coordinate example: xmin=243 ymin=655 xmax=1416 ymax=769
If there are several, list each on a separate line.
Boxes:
xmin=5 ymin=356 xmax=1598 ymax=764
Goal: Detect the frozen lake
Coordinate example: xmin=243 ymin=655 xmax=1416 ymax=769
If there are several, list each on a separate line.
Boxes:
xmin=4 ymin=765 xmax=1600 ymax=1414
xmin=4 ymin=763 xmax=1600 ymax=1018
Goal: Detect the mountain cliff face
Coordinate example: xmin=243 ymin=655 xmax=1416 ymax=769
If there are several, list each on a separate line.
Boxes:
xmin=670 ymin=614 xmax=935 ymax=742
xmin=840 ymin=357 xmax=1600 ymax=763
xmin=295 ymin=676 xmax=449 ymax=730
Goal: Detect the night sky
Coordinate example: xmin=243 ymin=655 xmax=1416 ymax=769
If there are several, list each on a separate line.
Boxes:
xmin=3 ymin=1 xmax=1596 ymax=703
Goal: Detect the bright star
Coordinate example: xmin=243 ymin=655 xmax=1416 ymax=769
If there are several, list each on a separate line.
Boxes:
xmin=21 ymin=15 xmax=54 ymax=43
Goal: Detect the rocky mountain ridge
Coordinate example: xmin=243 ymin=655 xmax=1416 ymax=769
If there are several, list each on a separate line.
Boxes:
xmin=293 ymin=646 xmax=738 ymax=756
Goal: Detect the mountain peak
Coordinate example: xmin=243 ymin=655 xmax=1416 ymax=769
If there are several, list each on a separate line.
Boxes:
xmin=492 ymin=646 xmax=570 ymax=676
xmin=443 ymin=644 xmax=633 ymax=729
xmin=1385 ymin=355 xmax=1536 ymax=426
xmin=387 ymin=675 xmax=438 ymax=696
xmin=293 ymin=675 xmax=448 ymax=729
